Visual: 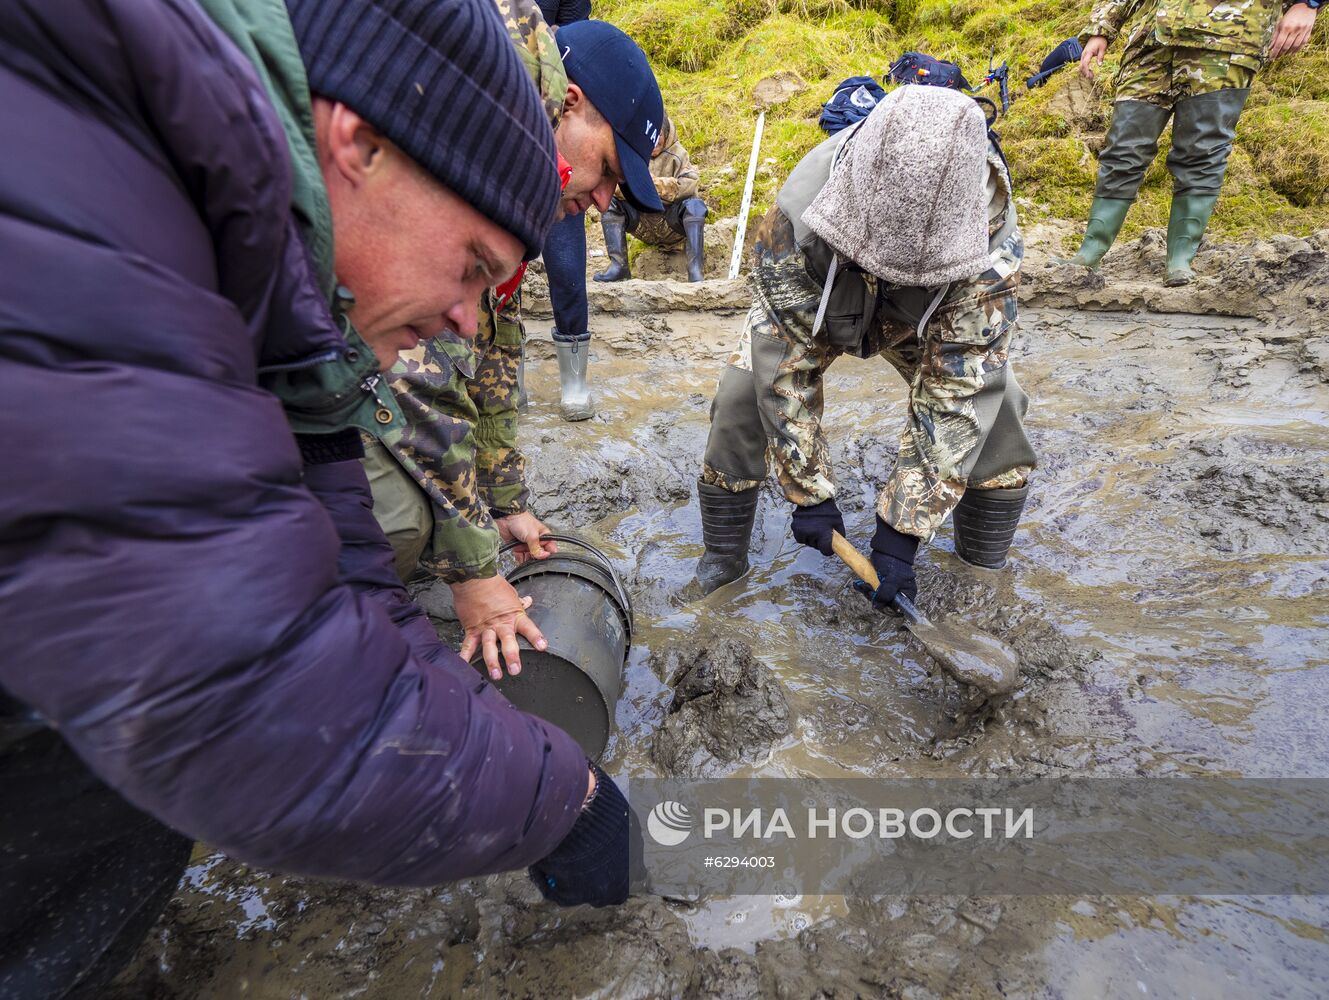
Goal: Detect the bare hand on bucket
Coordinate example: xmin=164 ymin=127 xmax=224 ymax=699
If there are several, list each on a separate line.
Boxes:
xmin=496 ymin=511 xmax=559 ymax=565
xmin=453 ymin=576 xmax=548 ymax=680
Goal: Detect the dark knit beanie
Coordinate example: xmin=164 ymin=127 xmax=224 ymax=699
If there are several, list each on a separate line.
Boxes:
xmin=285 ymin=0 xmax=560 ymax=260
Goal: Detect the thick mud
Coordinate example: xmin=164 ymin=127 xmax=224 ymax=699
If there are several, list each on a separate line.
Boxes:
xmin=114 ymin=257 xmax=1329 ymax=997
xmin=651 ymin=638 xmax=794 ymax=778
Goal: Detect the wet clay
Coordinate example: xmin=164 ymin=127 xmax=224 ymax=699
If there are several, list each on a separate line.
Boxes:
xmin=651 ymin=637 xmax=794 ymax=777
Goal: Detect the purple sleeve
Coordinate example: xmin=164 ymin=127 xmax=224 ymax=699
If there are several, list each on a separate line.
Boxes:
xmin=0 ymin=0 xmax=588 ymax=886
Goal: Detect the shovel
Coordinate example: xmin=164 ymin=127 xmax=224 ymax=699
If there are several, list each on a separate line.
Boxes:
xmin=830 ymin=531 xmax=1021 ymax=697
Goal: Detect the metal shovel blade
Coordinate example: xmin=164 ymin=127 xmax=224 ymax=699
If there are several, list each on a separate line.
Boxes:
xmin=831 ymin=532 xmax=1021 ymax=697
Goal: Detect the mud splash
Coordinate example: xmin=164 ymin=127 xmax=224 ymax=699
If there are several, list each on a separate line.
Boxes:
xmin=113 ymin=274 xmax=1329 ymax=997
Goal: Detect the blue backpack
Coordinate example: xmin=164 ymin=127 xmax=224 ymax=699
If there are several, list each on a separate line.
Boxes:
xmin=886 ymin=52 xmax=972 ymax=92
xmin=818 ymin=75 xmax=887 ymax=135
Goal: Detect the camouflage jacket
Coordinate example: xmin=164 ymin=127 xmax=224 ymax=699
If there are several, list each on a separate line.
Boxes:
xmin=734 ymin=138 xmax=1024 ymax=530
xmin=1083 ymin=0 xmax=1296 ymax=60
xmin=379 ymin=0 xmax=566 ymax=583
xmin=648 ymin=117 xmax=700 ymax=205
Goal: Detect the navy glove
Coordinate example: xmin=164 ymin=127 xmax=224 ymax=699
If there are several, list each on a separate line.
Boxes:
xmin=529 ymin=763 xmax=640 ymax=907
xmin=790 ymin=498 xmax=846 ymax=557
xmin=852 ymin=517 xmax=920 ymax=609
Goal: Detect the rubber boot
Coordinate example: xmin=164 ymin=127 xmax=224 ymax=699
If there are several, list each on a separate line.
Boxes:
xmin=554 ymin=332 xmax=594 ymax=422
xmin=594 ymin=215 xmax=631 ymax=282
xmin=1163 ymin=193 xmax=1218 ymax=287
xmin=952 ymin=484 xmax=1029 ymax=570
xmin=1062 ymin=197 xmax=1132 ymax=269
xmin=694 ymin=483 xmax=759 ymax=594
xmin=683 ymin=217 xmax=705 ymax=283
xmin=1164 ymin=88 xmax=1247 ymax=286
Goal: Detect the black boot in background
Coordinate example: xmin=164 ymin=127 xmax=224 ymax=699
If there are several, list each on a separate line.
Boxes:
xmin=681 ymin=197 xmax=707 ymax=283
xmin=594 ymin=205 xmax=631 ymax=282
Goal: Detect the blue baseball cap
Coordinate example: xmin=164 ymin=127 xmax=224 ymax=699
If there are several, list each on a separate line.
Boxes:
xmin=557 ymin=20 xmax=665 ymax=213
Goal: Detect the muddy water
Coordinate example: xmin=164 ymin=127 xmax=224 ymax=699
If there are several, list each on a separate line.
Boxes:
xmin=113 ymin=303 xmax=1329 ymax=998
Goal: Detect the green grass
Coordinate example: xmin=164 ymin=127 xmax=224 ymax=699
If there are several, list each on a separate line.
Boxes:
xmin=599 ymin=0 xmax=1329 ymax=239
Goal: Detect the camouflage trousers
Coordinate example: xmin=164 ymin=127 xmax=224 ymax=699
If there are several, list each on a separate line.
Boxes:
xmin=1096 ymin=42 xmax=1253 ymax=200
xmin=1115 ymin=38 xmax=1259 ymax=108
xmin=603 ymin=195 xmax=707 ymax=249
xmin=701 ymin=238 xmax=1036 ymax=542
xmin=362 ymin=435 xmax=434 ymax=582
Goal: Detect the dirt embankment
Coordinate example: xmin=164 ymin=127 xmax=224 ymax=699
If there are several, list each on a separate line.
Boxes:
xmin=535 ymin=219 xmax=1329 ymax=330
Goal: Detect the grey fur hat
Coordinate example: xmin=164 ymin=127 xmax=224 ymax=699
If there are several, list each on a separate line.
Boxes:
xmin=801 ymin=85 xmax=991 ymax=286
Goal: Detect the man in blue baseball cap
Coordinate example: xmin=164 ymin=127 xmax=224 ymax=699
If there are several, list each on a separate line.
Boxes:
xmin=546 ymin=18 xmax=664 ymax=421
xmin=360 ymin=13 xmax=666 ymax=679
xmin=558 ymin=19 xmax=664 ymax=216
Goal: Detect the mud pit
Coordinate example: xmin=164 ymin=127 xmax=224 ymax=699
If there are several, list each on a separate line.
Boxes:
xmin=114 ymin=239 xmax=1329 ymax=998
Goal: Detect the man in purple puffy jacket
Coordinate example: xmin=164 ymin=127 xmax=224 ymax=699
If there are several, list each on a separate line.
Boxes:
xmin=0 ymin=1 xmax=632 ymax=995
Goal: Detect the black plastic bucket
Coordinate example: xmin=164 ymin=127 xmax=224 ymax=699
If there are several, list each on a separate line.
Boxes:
xmin=471 ymin=534 xmax=633 ymax=761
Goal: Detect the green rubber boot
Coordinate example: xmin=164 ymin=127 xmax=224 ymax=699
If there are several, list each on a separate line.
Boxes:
xmin=1164 ymin=193 xmax=1218 ymax=287
xmin=1062 ymin=197 xmax=1133 ymax=269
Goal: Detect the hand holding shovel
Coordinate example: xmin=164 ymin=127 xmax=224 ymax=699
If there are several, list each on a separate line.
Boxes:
xmin=830 ymin=531 xmax=1021 ymax=697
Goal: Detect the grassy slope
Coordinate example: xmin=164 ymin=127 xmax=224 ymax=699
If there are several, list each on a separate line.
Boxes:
xmin=598 ymin=0 xmax=1329 ymax=243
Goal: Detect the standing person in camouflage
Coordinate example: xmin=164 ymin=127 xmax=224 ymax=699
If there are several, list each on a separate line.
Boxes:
xmin=1067 ymin=0 xmax=1320 ymax=284
xmin=595 ymin=113 xmax=709 ymax=283
xmin=695 ymin=86 xmax=1037 ymax=604
xmin=364 ymin=10 xmax=665 ymax=679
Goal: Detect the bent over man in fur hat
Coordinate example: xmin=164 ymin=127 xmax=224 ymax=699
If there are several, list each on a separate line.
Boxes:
xmin=694 ymin=85 xmax=1037 ymax=607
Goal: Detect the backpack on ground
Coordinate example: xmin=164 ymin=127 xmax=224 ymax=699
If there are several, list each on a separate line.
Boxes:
xmin=885 ymin=52 xmax=972 ymax=92
xmin=818 ymin=75 xmax=887 ymax=135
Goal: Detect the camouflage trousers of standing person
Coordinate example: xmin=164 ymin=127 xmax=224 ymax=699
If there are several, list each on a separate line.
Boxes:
xmin=602 ymin=195 xmax=708 ymax=250
xmin=701 ymin=232 xmax=1037 ymax=543
xmin=1095 ymin=41 xmax=1255 ymax=200
xmin=1115 ymin=38 xmax=1259 ymax=108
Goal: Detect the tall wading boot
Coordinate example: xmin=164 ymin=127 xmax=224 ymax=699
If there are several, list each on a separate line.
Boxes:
xmin=694 ymin=483 xmax=759 ymax=594
xmin=594 ymin=213 xmax=631 ymax=282
xmin=553 ymin=331 xmax=594 ymax=421
xmin=1164 ymin=193 xmax=1219 ymax=287
xmin=1063 ymin=197 xmax=1132 ymax=269
xmin=1163 ymin=89 xmax=1248 ymax=287
xmin=681 ymin=198 xmax=707 ymax=283
xmin=1059 ymin=100 xmax=1172 ymax=268
xmin=683 ymin=217 xmax=705 ymax=283
xmin=952 ymin=484 xmax=1030 ymax=570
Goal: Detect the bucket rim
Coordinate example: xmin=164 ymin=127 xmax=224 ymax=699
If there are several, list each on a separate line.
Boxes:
xmin=499 ymin=532 xmax=634 ymax=633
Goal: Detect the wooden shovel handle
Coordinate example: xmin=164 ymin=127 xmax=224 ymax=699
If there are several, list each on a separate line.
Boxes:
xmin=830 ymin=530 xmax=879 ymax=590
